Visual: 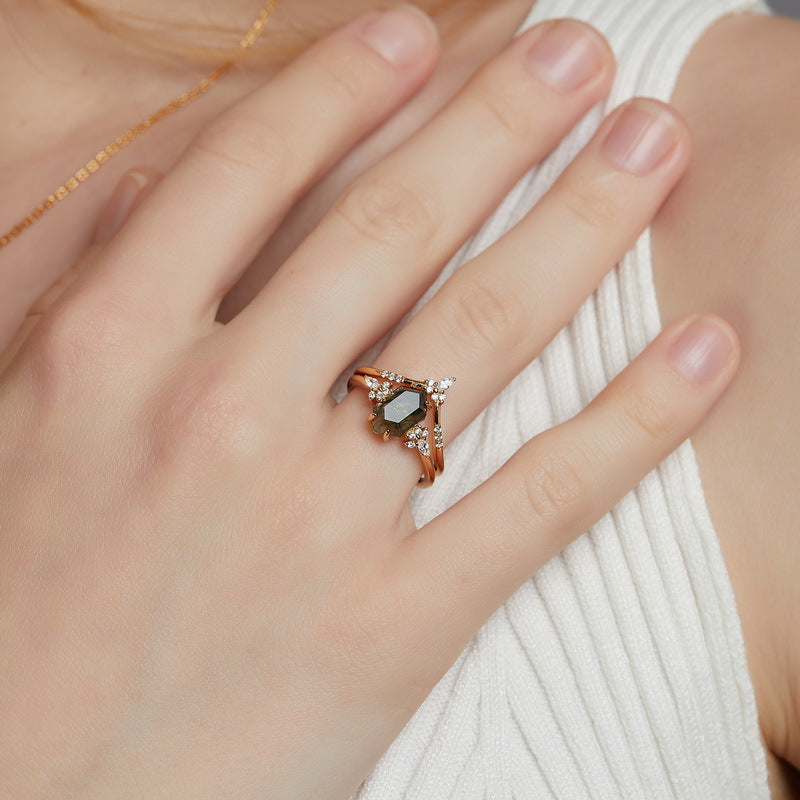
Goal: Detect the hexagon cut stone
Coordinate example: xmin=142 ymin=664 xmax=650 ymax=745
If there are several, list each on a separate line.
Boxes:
xmin=372 ymin=388 xmax=427 ymax=437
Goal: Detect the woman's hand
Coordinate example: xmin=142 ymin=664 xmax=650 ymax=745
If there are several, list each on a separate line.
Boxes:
xmin=0 ymin=5 xmax=740 ymax=799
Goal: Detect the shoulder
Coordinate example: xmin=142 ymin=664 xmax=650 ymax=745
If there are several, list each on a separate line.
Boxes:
xmin=661 ymin=11 xmax=800 ymax=255
xmin=658 ymin=10 xmax=800 ymax=276
xmin=650 ymin=8 xmax=800 ymax=789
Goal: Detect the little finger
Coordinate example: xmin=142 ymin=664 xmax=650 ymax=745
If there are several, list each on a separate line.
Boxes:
xmin=389 ymin=313 xmax=739 ymax=684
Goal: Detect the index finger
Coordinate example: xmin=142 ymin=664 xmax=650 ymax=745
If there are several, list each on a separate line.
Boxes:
xmin=102 ymin=4 xmax=440 ymax=325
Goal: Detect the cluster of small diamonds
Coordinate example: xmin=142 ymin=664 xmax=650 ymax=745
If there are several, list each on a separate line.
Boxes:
xmin=365 ymin=375 xmax=393 ymax=403
xmin=426 ymin=377 xmax=456 ymax=405
xmin=405 ymin=426 xmax=430 ymax=457
xmin=433 ymin=424 xmax=443 ymax=450
xmin=379 ymin=370 xmax=406 ymax=383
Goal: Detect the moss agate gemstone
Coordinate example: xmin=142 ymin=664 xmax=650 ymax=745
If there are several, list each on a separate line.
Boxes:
xmin=372 ymin=388 xmax=427 ymax=437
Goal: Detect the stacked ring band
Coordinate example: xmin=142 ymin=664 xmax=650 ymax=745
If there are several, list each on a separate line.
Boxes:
xmin=347 ymin=367 xmax=456 ymax=488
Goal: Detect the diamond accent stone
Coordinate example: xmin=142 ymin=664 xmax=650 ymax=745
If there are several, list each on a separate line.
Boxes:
xmin=404 ymin=424 xmax=433 ymax=459
xmin=422 ymin=377 xmax=456 ymax=403
xmin=366 ymin=378 xmax=394 ymax=403
xmin=379 ymin=371 xmax=404 ymax=383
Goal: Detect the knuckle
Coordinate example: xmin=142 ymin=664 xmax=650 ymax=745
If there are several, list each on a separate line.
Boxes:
xmin=441 ymin=274 xmax=527 ymax=355
xmin=191 ymin=112 xmax=296 ymax=185
xmin=616 ymin=384 xmax=677 ymax=443
xmin=520 ymin=448 xmax=588 ymax=530
xmin=26 ymin=292 xmax=131 ymax=399
xmin=561 ymin=182 xmax=620 ymax=231
xmin=155 ymin=367 xmax=264 ymax=465
xmin=331 ymin=176 xmax=440 ymax=250
xmin=471 ymin=80 xmax=534 ymax=141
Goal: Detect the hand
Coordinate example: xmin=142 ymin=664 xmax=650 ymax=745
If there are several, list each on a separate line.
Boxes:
xmin=0 ymin=5 xmax=740 ymax=799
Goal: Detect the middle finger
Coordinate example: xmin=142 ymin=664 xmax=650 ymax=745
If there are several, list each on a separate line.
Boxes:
xmin=230 ymin=19 xmax=615 ymax=383
xmin=344 ymin=96 xmax=691 ymax=493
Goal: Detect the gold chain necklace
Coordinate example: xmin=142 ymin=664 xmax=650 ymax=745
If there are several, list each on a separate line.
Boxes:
xmin=0 ymin=0 xmax=282 ymax=250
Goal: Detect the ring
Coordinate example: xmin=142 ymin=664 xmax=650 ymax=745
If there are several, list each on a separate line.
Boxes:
xmin=347 ymin=367 xmax=456 ymax=488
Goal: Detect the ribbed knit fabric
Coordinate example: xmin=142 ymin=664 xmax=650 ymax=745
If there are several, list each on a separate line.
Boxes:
xmin=333 ymin=1 xmax=773 ymax=797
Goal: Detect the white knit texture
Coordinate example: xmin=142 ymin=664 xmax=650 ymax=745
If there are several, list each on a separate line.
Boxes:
xmin=334 ymin=0 xmax=773 ymax=797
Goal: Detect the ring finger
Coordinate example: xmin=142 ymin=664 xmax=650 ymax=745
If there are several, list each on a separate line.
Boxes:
xmin=339 ymin=95 xmax=691 ymax=493
xmin=229 ymin=18 xmax=616 ymax=381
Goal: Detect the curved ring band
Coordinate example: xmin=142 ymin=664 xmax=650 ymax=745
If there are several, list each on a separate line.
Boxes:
xmin=347 ymin=367 xmax=456 ymax=488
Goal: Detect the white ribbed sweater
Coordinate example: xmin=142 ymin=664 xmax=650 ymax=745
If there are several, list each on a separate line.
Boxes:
xmin=334 ymin=0 xmax=773 ymax=797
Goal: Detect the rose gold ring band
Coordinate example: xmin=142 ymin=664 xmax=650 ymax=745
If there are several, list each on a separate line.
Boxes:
xmin=346 ymin=367 xmax=456 ymax=488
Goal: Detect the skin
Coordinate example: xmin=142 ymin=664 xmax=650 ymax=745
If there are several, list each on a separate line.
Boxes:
xmin=0 ymin=0 xmax=797 ymax=796
xmin=653 ymin=12 xmax=800 ymax=797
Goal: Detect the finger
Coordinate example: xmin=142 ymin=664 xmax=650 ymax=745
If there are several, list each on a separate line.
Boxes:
xmin=390 ymin=313 xmax=740 ymax=683
xmin=101 ymin=4 xmax=440 ymax=324
xmin=0 ymin=168 xmax=162 ymax=374
xmin=232 ymin=19 xmax=616 ymax=385
xmin=351 ymin=97 xmax=690 ymax=491
xmin=92 ymin=167 xmax=163 ymax=244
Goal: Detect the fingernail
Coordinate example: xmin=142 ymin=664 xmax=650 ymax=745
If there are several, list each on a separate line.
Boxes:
xmin=94 ymin=169 xmax=149 ymax=243
xmin=359 ymin=5 xmax=436 ymax=67
xmin=668 ymin=316 xmax=735 ymax=383
xmin=603 ymin=99 xmax=683 ymax=174
xmin=526 ymin=20 xmax=606 ymax=91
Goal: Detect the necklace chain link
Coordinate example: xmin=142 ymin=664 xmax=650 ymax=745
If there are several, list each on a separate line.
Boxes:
xmin=0 ymin=0 xmax=282 ymax=249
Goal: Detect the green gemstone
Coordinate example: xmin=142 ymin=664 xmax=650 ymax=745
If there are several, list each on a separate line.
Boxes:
xmin=372 ymin=388 xmax=427 ymax=437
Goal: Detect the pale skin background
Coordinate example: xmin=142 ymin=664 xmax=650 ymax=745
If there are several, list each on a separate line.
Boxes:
xmin=1 ymin=0 xmax=799 ymax=796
